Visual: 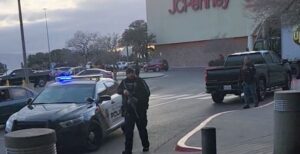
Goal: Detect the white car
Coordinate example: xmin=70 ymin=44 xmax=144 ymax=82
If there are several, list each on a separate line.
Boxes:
xmin=116 ymin=61 xmax=128 ymax=70
xmin=76 ymin=68 xmax=113 ymax=79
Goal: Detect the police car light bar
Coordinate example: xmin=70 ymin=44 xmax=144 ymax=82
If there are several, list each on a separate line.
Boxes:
xmin=55 ymin=74 xmax=103 ymax=83
xmin=56 ymin=76 xmax=73 ymax=83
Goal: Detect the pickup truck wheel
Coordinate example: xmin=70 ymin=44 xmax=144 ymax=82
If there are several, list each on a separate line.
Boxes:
xmin=282 ymin=74 xmax=292 ymax=90
xmin=38 ymin=79 xmax=47 ymax=87
xmin=257 ymin=80 xmax=266 ymax=101
xmin=212 ymin=93 xmax=225 ymax=104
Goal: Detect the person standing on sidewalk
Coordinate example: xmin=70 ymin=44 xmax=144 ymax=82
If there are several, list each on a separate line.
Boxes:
xmin=118 ymin=68 xmax=150 ymax=154
xmin=134 ymin=60 xmax=140 ymax=77
xmin=241 ymin=56 xmax=258 ymax=109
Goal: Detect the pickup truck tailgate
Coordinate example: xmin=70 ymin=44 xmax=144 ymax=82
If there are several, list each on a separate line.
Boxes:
xmin=206 ymin=66 xmax=241 ymax=84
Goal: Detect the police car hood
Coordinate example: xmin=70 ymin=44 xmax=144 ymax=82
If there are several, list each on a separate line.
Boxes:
xmin=14 ymin=103 xmax=88 ymax=122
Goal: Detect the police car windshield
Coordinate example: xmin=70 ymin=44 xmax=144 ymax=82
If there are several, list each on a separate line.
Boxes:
xmin=33 ymin=84 xmax=95 ymax=104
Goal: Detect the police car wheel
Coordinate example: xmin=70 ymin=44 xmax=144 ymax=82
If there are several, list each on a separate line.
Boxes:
xmin=85 ymin=122 xmax=102 ymax=151
xmin=38 ymin=79 xmax=47 ymax=87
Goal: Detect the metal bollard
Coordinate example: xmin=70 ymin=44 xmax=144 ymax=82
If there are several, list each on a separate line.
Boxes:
xmin=202 ymin=127 xmax=217 ymax=154
xmin=4 ymin=128 xmax=57 ymax=154
xmin=274 ymin=91 xmax=300 ymax=154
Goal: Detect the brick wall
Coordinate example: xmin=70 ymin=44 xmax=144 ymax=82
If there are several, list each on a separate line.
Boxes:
xmin=156 ymin=37 xmax=248 ymax=68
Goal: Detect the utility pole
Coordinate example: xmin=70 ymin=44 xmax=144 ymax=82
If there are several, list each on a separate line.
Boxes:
xmin=18 ymin=0 xmax=29 ymax=84
xmin=43 ymin=8 xmax=51 ymax=64
xmin=126 ymin=45 xmax=129 ymax=62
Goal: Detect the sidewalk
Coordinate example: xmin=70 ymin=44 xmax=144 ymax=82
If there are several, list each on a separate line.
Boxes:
xmin=188 ymin=104 xmax=273 ymax=154
xmin=180 ymin=79 xmax=300 ymax=154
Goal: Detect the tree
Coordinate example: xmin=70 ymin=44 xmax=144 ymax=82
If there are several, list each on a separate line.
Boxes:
xmin=66 ymin=31 xmax=97 ymax=64
xmin=0 ymin=62 xmax=7 ymax=74
xmin=89 ymin=33 xmax=120 ymax=65
xmin=246 ymin=0 xmax=300 ymax=25
xmin=120 ymin=20 xmax=156 ymax=61
xmin=28 ymin=52 xmax=50 ymax=69
xmin=51 ymin=48 xmax=82 ymax=67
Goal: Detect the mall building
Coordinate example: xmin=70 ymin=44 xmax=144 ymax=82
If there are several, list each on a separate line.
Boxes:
xmin=146 ymin=0 xmax=258 ymax=68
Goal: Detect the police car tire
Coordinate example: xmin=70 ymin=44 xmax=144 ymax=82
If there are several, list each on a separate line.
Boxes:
xmin=85 ymin=121 xmax=103 ymax=151
xmin=38 ymin=79 xmax=47 ymax=87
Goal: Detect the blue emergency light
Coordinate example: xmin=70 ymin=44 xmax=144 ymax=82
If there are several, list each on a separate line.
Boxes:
xmin=56 ymin=76 xmax=72 ymax=83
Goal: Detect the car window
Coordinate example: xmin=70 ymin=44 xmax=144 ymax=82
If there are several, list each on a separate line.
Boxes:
xmin=33 ymin=84 xmax=95 ymax=104
xmin=78 ymin=70 xmax=100 ymax=75
xmin=96 ymin=82 xmax=107 ymax=97
xmin=263 ymin=53 xmax=274 ymax=64
xmin=104 ymin=81 xmax=114 ymax=88
xmin=96 ymin=82 xmax=107 ymax=94
xmin=11 ymin=70 xmax=23 ymax=76
xmin=225 ymin=53 xmax=265 ymax=67
xmin=9 ymin=88 xmax=28 ymax=100
xmin=269 ymin=52 xmax=281 ymax=63
xmin=26 ymin=90 xmax=34 ymax=97
xmin=0 ymin=89 xmax=10 ymax=102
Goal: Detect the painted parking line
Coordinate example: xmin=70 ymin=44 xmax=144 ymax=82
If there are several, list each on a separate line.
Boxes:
xmin=175 ymin=102 xmax=274 ymax=152
xmin=160 ymin=94 xmax=192 ymax=100
xmin=197 ymin=96 xmax=211 ymax=100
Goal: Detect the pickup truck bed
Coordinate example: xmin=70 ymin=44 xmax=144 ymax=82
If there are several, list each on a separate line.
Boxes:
xmin=205 ymin=51 xmax=291 ymax=104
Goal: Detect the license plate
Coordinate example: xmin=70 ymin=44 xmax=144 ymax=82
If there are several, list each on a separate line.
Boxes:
xmin=224 ymin=85 xmax=232 ymax=90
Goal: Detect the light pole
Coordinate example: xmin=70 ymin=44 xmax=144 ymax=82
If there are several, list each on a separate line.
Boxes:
xmin=18 ymin=0 xmax=29 ymax=84
xmin=43 ymin=8 xmax=51 ymax=64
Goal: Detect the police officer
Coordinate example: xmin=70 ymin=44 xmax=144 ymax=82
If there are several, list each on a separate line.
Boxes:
xmin=118 ymin=68 xmax=150 ymax=154
xmin=134 ymin=60 xmax=140 ymax=77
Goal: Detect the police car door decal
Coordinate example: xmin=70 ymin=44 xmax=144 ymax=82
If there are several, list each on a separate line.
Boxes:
xmin=108 ymin=94 xmax=122 ymax=125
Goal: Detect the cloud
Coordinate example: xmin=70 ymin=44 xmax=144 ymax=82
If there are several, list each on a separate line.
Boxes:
xmin=0 ymin=0 xmax=146 ymax=69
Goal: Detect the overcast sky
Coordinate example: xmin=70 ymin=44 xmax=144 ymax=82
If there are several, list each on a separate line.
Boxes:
xmin=0 ymin=0 xmax=146 ymax=55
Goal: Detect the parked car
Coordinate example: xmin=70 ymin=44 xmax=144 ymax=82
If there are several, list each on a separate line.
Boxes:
xmin=144 ymin=59 xmax=169 ymax=72
xmin=0 ymin=86 xmax=35 ymax=124
xmin=69 ymin=67 xmax=86 ymax=75
xmin=50 ymin=67 xmax=72 ymax=77
xmin=205 ymin=51 xmax=292 ymax=103
xmin=116 ymin=61 xmax=128 ymax=70
xmin=0 ymin=68 xmax=51 ymax=87
xmin=76 ymin=68 xmax=113 ymax=79
xmin=5 ymin=77 xmax=124 ymax=151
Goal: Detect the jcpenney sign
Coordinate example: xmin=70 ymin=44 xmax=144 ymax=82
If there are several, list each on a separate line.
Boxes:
xmin=169 ymin=0 xmax=230 ymax=14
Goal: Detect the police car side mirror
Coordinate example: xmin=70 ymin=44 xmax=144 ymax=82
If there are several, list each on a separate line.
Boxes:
xmin=86 ymin=97 xmax=95 ymax=104
xmin=27 ymin=98 xmax=33 ymax=109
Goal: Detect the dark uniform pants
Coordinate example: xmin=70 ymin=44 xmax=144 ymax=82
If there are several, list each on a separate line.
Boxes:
xmin=124 ymin=110 xmax=149 ymax=152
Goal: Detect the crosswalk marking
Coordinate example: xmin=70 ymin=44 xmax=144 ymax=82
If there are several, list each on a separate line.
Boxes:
xmin=151 ymin=93 xmax=239 ymax=101
xmin=177 ymin=93 xmax=210 ymax=100
xmin=160 ymin=94 xmax=192 ymax=100
xmin=150 ymin=94 xmax=173 ymax=98
xmin=197 ymin=96 xmax=212 ymax=100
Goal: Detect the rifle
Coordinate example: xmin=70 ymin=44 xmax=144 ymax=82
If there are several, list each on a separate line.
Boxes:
xmin=127 ymin=93 xmax=139 ymax=119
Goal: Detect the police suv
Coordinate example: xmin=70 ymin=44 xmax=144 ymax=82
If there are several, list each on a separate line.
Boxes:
xmin=5 ymin=75 xmax=124 ymax=151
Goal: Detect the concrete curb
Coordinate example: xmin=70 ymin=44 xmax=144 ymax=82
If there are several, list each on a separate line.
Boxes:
xmin=175 ymin=102 xmax=274 ymax=152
